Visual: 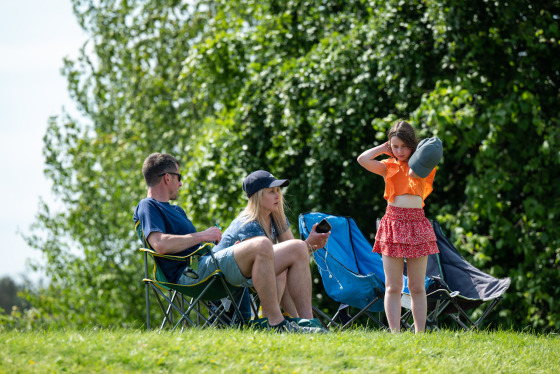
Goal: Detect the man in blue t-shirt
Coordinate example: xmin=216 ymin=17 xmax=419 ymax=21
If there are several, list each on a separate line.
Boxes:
xmin=134 ymin=153 xmax=322 ymax=332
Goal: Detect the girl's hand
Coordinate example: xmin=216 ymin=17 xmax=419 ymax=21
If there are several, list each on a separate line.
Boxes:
xmin=384 ymin=142 xmax=395 ymax=157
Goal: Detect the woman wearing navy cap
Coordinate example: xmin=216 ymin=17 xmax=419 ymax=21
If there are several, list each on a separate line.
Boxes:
xmin=213 ymin=170 xmax=330 ymax=328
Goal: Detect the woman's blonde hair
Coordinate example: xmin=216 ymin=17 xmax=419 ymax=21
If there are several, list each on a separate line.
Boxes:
xmin=239 ymin=188 xmax=289 ymax=241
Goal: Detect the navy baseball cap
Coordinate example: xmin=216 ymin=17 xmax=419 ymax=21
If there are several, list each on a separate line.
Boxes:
xmin=409 ymin=137 xmax=443 ymax=178
xmin=243 ymin=170 xmax=290 ymax=198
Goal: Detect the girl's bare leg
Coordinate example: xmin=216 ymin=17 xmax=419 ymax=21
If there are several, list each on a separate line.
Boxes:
xmin=406 ymin=256 xmax=429 ymax=333
xmin=382 ymin=255 xmax=404 ymax=333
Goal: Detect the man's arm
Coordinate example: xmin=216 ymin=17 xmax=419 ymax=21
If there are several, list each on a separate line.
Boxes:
xmin=147 ymin=226 xmax=222 ymax=255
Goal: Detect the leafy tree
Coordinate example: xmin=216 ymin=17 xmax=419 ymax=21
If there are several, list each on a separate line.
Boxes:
xmin=0 ymin=277 xmax=27 ymax=314
xmin=25 ymin=0 xmax=560 ymax=330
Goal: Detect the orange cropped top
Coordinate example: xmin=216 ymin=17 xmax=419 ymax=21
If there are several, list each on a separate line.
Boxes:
xmin=381 ymin=158 xmax=436 ymax=207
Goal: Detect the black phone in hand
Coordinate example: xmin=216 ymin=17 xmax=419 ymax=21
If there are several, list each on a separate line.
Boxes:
xmin=316 ymin=218 xmax=332 ymax=233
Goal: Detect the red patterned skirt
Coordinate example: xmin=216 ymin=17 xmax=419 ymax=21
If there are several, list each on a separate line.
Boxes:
xmin=373 ymin=205 xmax=439 ymax=258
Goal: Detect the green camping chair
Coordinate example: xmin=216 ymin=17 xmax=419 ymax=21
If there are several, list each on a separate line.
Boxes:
xmin=135 ymin=222 xmax=246 ymax=331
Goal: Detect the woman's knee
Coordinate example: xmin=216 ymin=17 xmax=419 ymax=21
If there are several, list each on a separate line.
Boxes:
xmin=294 ymin=239 xmax=309 ymax=257
xmin=253 ymin=236 xmax=274 ymax=256
xmin=239 ymin=236 xmax=274 ymax=258
xmin=275 ymin=239 xmax=308 ymax=259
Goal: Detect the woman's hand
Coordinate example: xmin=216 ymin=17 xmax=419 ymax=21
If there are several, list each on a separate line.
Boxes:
xmin=305 ymin=223 xmax=330 ymax=252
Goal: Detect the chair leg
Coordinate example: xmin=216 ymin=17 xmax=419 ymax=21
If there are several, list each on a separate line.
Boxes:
xmin=143 ymin=252 xmax=151 ymax=330
xmin=250 ymin=293 xmax=259 ymax=318
xmin=148 ymin=286 xmax=197 ymax=330
xmin=364 ymin=311 xmax=387 ymax=329
xmin=217 ymin=278 xmax=245 ymax=327
xmin=449 ymin=313 xmax=471 ymax=330
xmin=473 ymin=297 xmax=503 ymax=329
xmin=173 ymin=278 xmax=233 ymax=328
xmin=312 ymin=305 xmax=339 ymax=329
xmin=206 ymin=251 xmax=246 ymax=327
xmin=160 ymin=290 xmax=180 ymax=329
xmin=160 ymin=291 xmax=178 ymax=330
xmin=341 ymin=297 xmax=383 ymax=329
xmin=144 ymin=281 xmax=151 ymax=330
xmin=146 ymin=284 xmax=177 ymax=329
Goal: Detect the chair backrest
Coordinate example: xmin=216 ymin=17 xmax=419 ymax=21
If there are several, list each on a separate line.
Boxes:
xmin=299 ymin=212 xmax=386 ymax=312
xmin=135 ymin=221 xmax=151 ymax=248
xmin=299 ymin=212 xmax=385 ymax=281
xmin=429 ymin=220 xmax=510 ymax=301
xmin=135 ymin=220 xmax=173 ymax=284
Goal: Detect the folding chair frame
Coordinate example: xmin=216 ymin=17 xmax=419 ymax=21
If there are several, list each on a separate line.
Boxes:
xmin=400 ymin=289 xmax=459 ymax=331
xmin=141 ymin=246 xmax=246 ymax=331
xmin=399 ymin=220 xmax=509 ymax=331
xmin=136 ymin=222 xmax=246 ymax=331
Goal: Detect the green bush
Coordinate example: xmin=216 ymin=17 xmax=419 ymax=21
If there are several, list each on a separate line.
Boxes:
xmin=24 ymin=0 xmax=560 ymax=330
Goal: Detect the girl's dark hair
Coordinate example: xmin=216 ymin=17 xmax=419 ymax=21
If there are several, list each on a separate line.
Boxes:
xmin=387 ymin=120 xmax=419 ymax=154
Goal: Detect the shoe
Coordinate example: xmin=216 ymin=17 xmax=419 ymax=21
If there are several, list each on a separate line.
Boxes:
xmin=270 ymin=319 xmax=326 ymax=334
xmin=308 ymin=318 xmax=324 ymax=329
xmin=248 ymin=317 xmax=269 ymax=330
xmin=286 ymin=317 xmax=324 ymax=329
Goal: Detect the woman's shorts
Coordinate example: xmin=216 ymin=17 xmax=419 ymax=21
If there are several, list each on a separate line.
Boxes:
xmin=373 ymin=205 xmax=439 ymax=258
xmin=177 ymin=245 xmax=254 ymax=288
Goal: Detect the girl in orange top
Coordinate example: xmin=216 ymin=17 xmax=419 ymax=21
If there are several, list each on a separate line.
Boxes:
xmin=357 ymin=120 xmax=439 ymax=333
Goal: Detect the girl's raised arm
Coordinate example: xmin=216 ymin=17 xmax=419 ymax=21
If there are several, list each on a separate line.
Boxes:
xmin=357 ymin=142 xmax=393 ymax=176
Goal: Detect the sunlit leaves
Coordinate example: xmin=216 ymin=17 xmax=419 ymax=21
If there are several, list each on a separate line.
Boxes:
xmin=25 ymin=0 xmax=560 ymax=330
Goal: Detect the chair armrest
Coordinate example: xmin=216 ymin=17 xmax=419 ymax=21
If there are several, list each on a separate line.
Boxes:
xmin=139 ymin=242 xmax=214 ymax=262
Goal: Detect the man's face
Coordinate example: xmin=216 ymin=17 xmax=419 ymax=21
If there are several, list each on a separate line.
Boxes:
xmin=168 ymin=165 xmax=182 ymax=200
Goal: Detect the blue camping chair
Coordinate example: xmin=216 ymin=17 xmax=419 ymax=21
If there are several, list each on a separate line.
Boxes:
xmin=299 ymin=212 xmax=388 ymax=329
xmin=300 ymin=212 xmax=449 ymax=331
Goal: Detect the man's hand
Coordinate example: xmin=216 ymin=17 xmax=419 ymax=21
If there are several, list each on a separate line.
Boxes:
xmin=200 ymin=226 xmax=222 ymax=244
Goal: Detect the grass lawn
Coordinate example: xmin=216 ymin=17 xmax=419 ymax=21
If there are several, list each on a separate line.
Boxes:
xmin=1 ymin=328 xmax=559 ymax=373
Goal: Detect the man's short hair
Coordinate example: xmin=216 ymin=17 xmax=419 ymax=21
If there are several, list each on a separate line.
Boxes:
xmin=142 ymin=153 xmax=180 ymax=187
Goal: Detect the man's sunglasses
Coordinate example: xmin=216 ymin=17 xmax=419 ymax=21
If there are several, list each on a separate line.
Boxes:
xmin=159 ymin=172 xmax=182 ymax=182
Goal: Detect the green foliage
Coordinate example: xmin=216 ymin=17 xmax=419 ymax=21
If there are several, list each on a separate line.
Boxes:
xmin=0 ymin=277 xmax=28 ymax=315
xmin=25 ymin=0 xmax=560 ymax=330
xmin=0 ymin=277 xmax=47 ymax=330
